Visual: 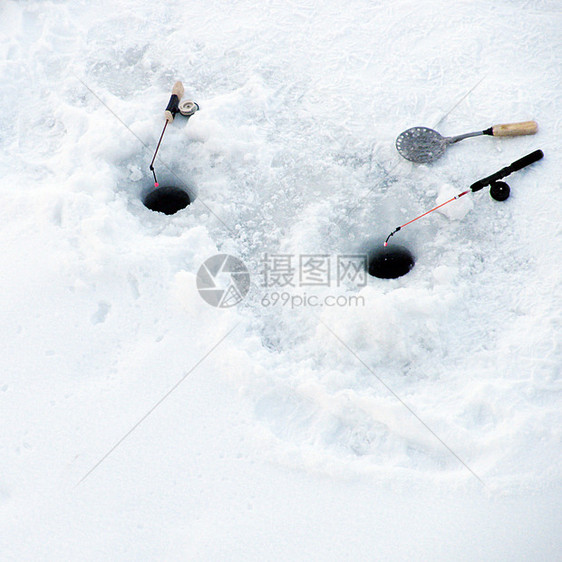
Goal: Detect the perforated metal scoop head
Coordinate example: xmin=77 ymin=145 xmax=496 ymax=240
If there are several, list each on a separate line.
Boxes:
xmin=395 ymin=127 xmax=447 ymax=163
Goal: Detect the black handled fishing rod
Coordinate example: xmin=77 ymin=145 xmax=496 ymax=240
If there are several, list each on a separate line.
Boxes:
xmin=469 ymin=149 xmax=544 ymax=192
xmin=384 ymin=150 xmax=544 ymax=246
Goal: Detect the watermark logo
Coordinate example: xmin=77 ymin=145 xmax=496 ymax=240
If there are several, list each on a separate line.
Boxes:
xmin=196 ymin=254 xmax=251 ymax=308
xmin=196 ymin=253 xmax=367 ymax=308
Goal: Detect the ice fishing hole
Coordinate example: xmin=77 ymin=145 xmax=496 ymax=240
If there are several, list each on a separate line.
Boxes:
xmin=368 ymin=244 xmax=415 ymax=279
xmin=143 ymin=186 xmax=191 ymax=215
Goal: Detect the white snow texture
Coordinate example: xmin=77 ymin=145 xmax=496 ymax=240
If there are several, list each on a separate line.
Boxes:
xmin=1 ymin=0 xmax=561 ymax=560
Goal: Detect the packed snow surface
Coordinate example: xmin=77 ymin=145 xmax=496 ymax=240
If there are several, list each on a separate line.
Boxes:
xmin=1 ymin=0 xmax=561 ymax=560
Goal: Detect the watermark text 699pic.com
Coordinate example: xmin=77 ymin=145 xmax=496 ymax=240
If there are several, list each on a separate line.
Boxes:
xmin=261 ymin=291 xmax=365 ymax=309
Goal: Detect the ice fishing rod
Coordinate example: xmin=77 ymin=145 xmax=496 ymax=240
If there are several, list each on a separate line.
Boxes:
xmin=149 ymin=81 xmax=199 ymax=188
xmin=384 ymin=149 xmax=544 ymax=246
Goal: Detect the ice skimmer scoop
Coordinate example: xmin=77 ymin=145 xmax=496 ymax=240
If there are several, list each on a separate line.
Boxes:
xmin=396 ymin=120 xmax=538 ymax=163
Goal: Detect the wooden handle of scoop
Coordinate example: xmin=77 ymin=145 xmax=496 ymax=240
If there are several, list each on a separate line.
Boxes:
xmin=492 ymin=121 xmax=538 ymax=136
xmin=164 ymin=81 xmax=185 ymax=123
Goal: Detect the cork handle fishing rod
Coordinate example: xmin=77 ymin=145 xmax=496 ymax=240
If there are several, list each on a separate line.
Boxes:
xmin=487 ymin=120 xmax=538 ymax=137
xmin=150 ymin=81 xmax=185 ymax=186
xmin=164 ymin=81 xmax=185 ymax=123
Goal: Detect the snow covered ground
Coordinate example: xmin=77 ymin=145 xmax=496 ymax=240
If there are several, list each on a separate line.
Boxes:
xmin=1 ymin=0 xmax=561 ymax=559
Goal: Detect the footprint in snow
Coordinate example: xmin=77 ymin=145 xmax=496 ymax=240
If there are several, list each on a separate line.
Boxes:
xmin=91 ymin=301 xmax=111 ymax=325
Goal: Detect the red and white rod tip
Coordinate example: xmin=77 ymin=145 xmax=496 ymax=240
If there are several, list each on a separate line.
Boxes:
xmin=384 ymin=227 xmax=400 ymax=246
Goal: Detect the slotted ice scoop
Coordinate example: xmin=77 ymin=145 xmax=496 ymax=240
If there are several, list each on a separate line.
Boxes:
xmin=396 ymin=120 xmax=538 ymax=163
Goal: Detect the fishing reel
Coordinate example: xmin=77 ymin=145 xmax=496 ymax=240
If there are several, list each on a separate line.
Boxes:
xmin=470 ymin=169 xmax=513 ymax=201
xmin=179 ymin=99 xmax=199 ymax=117
xmin=489 ymin=181 xmax=510 ymax=201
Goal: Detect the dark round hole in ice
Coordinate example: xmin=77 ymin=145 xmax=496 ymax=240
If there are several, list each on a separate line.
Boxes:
xmin=143 ymin=186 xmax=191 ymax=215
xmin=368 ymin=244 xmax=415 ymax=279
xmin=489 ymin=181 xmax=510 ymax=202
